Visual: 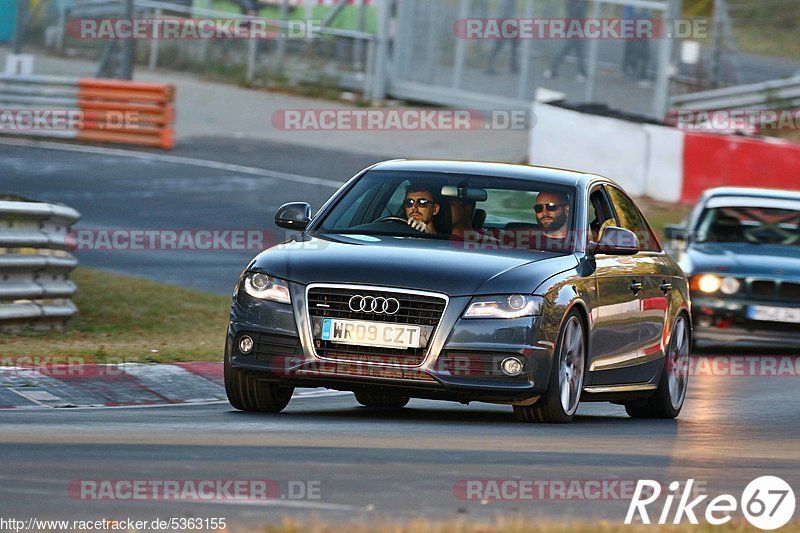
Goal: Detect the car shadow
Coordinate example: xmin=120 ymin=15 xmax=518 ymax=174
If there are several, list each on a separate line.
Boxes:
xmin=226 ymin=403 xmax=678 ymax=431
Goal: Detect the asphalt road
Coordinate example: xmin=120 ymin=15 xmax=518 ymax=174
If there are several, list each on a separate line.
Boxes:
xmin=0 ymin=370 xmax=798 ymax=527
xmin=0 ymin=137 xmax=386 ymax=294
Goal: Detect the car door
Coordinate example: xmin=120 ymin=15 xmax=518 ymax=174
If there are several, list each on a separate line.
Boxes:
xmin=587 ymin=186 xmax=643 ymax=384
xmin=606 ymin=186 xmax=672 ymax=379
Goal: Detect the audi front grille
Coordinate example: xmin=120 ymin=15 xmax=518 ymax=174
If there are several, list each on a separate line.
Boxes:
xmin=306 ymin=285 xmax=448 ymax=366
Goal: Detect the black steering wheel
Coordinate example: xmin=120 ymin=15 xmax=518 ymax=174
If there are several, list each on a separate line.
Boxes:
xmin=373 ymin=216 xmax=409 ymax=224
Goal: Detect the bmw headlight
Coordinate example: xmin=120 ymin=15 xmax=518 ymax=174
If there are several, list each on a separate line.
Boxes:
xmin=691 ymin=274 xmax=741 ymax=295
xmin=720 ymin=277 xmax=741 ymax=295
xmin=243 ymin=273 xmax=291 ymax=304
xmin=463 ymin=294 xmax=543 ymax=319
xmin=694 ymin=274 xmax=722 ymax=293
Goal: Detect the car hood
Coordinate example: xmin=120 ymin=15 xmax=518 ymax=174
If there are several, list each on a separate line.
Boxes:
xmin=682 ymin=242 xmax=800 ymax=279
xmin=248 ymin=234 xmax=579 ymax=296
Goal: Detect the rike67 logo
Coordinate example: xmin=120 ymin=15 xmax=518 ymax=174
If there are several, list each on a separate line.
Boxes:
xmin=626 ymin=476 xmax=796 ymax=530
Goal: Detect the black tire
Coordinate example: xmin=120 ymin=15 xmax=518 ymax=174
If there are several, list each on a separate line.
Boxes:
xmin=354 ymin=390 xmax=410 ymax=409
xmin=225 ymin=353 xmax=294 ymax=413
xmin=625 ymin=314 xmax=690 ymax=419
xmin=513 ymin=310 xmax=586 ymax=424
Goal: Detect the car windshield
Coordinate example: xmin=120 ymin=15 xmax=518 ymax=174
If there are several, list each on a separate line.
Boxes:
xmin=696 ymin=205 xmax=800 ymax=246
xmin=317 ymin=170 xmax=576 ymax=254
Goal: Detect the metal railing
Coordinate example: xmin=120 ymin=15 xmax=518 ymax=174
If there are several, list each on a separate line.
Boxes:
xmin=62 ymin=0 xmax=378 ymax=97
xmin=0 ymin=198 xmax=81 ymax=331
xmin=670 ymin=75 xmax=800 ymax=110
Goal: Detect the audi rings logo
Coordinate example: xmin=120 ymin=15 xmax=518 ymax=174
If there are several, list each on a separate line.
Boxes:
xmin=348 ymin=295 xmax=401 ymax=315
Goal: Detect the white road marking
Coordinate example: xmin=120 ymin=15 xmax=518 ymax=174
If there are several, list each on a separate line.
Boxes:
xmin=0 ymin=137 xmax=344 ymax=189
xmin=195 ymin=498 xmax=366 ymax=511
xmin=6 ymin=388 xmax=49 ymax=407
xmin=16 ymin=390 xmax=62 ymax=402
xmin=0 ymin=390 xmax=350 ymax=410
xmin=293 ymin=389 xmax=352 ymax=399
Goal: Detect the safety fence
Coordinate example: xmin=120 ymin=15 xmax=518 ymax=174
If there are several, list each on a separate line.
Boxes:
xmin=0 ymin=198 xmax=81 ymax=331
xmin=0 ymin=75 xmax=175 ymax=149
xmin=60 ymin=0 xmax=377 ymax=97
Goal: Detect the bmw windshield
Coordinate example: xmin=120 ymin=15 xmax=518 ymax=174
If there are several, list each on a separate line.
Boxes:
xmin=696 ymin=201 xmax=800 ymax=246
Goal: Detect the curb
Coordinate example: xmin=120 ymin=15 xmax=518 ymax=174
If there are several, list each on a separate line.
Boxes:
xmin=0 ymin=362 xmax=348 ymax=409
xmin=0 ymin=362 xmax=225 ymax=409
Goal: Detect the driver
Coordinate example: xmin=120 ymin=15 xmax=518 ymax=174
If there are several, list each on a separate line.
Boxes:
xmin=404 ymin=184 xmax=441 ymax=234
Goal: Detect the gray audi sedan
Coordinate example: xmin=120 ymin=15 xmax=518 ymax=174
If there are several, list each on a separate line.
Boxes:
xmin=226 ymin=161 xmax=691 ymax=423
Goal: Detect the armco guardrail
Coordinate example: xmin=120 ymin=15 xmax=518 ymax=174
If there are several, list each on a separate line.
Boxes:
xmin=0 ymin=75 xmax=175 ymax=149
xmin=0 ymin=198 xmax=81 ymax=331
xmin=670 ymin=75 xmax=800 ymax=111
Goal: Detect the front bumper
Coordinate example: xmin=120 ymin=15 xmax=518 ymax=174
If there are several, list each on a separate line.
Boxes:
xmin=227 ymin=289 xmax=556 ymax=402
xmin=692 ymin=295 xmax=800 ymax=348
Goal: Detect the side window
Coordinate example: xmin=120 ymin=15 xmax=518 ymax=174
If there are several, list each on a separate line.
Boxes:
xmin=606 ymin=186 xmax=662 ymax=252
xmin=385 ymin=180 xmax=412 ymax=218
xmin=588 ymin=187 xmax=615 ymax=242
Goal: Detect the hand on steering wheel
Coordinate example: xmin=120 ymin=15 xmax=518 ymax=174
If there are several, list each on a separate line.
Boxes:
xmin=407 ymin=218 xmax=429 ymax=233
xmin=373 ymin=216 xmax=429 ymax=233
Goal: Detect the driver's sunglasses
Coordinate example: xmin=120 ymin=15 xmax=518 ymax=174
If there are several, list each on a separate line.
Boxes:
xmin=534 ymin=203 xmax=567 ymax=214
xmin=404 ymin=198 xmax=436 ymax=208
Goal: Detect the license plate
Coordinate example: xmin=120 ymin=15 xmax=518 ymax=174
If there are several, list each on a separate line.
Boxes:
xmin=321 ymin=318 xmax=421 ymax=349
xmin=748 ymin=305 xmax=800 ymax=324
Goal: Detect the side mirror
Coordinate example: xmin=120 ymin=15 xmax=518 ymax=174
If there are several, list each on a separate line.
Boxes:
xmin=663 ymin=224 xmax=688 ymax=242
xmin=588 ymin=226 xmax=639 ymax=256
xmin=275 ymin=202 xmax=312 ymax=231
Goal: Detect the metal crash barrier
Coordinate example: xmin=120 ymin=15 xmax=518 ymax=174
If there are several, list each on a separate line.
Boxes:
xmin=0 ymin=197 xmax=81 ymax=331
xmin=0 ymin=75 xmax=176 ymax=150
xmin=670 ymin=75 xmax=800 ymax=111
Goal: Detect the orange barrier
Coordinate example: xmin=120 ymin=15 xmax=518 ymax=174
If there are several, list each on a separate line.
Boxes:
xmin=75 ymin=78 xmax=175 ymax=150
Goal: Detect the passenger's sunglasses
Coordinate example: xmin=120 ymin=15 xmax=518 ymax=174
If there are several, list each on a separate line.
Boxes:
xmin=534 ymin=203 xmax=567 ymax=214
xmin=404 ymin=198 xmax=436 ymax=208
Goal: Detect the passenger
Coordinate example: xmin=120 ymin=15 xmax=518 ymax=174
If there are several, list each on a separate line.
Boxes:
xmin=447 ymin=197 xmax=476 ymax=237
xmin=534 ymin=191 xmax=572 ymax=249
xmin=404 ymin=185 xmax=441 ymax=234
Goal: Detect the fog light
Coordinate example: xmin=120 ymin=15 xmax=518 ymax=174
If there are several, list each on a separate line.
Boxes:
xmin=238 ymin=335 xmax=254 ymax=354
xmin=501 ymin=357 xmax=524 ymax=376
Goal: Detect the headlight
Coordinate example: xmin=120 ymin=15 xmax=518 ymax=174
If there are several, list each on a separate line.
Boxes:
xmin=720 ymin=277 xmax=741 ymax=295
xmin=694 ymin=274 xmax=721 ymax=294
xmin=691 ymin=274 xmax=741 ymax=295
xmin=463 ymin=295 xmax=543 ymax=319
xmin=243 ymin=273 xmax=291 ymax=304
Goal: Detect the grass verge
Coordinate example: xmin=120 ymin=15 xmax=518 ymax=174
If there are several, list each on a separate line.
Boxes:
xmin=1 ymin=268 xmax=230 ymax=363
